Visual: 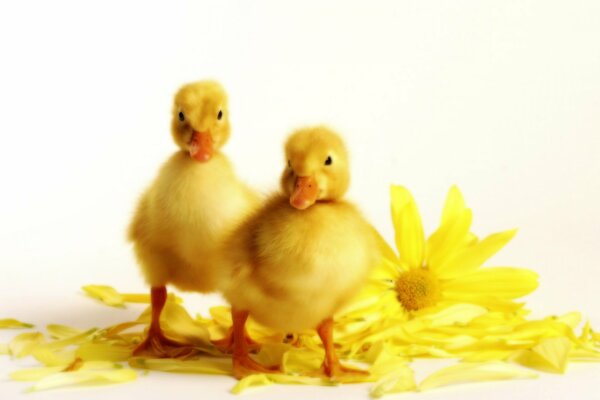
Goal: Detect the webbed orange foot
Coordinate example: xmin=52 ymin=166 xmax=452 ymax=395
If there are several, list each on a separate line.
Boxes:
xmin=316 ymin=316 xmax=370 ymax=379
xmin=232 ymin=354 xmax=280 ymax=380
xmin=132 ymin=286 xmax=199 ymax=359
xmin=212 ymin=328 xmax=261 ymax=354
xmin=133 ymin=332 xmax=198 ymax=359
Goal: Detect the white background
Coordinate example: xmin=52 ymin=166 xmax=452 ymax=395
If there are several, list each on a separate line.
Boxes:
xmin=1 ymin=1 xmax=599 ymax=399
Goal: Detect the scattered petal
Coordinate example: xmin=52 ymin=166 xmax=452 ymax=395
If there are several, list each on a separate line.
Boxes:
xmin=26 ymin=368 xmax=137 ymax=392
xmin=369 ymin=349 xmax=417 ymax=397
xmin=120 ymin=293 xmax=151 ymax=303
xmin=47 ymin=324 xmax=84 ymax=340
xmin=32 ymin=347 xmax=75 ymax=366
xmin=569 ymin=348 xmax=600 ymax=362
xmin=282 ymin=348 xmax=323 ymax=374
xmin=512 ymin=337 xmax=572 ymax=373
xmin=0 ymin=318 xmax=34 ymax=329
xmin=461 ymin=350 xmax=513 ymax=362
xmin=9 ymin=332 xmax=45 ymax=358
xmin=77 ymin=343 xmax=132 ymax=362
xmin=231 ymin=374 xmax=273 ymax=394
xmin=370 ymin=367 xmax=416 ymax=398
xmin=82 ymin=285 xmax=125 ymax=308
xmin=11 ymin=366 xmax=66 ymax=381
xmin=419 ymin=361 xmax=537 ymax=391
xmin=231 ymin=373 xmax=336 ymax=394
xmin=40 ymin=328 xmax=97 ymax=352
xmin=129 ymin=357 xmax=231 ymax=375
xmin=159 ymin=302 xmax=211 ymax=347
xmin=556 ymin=312 xmax=581 ymax=330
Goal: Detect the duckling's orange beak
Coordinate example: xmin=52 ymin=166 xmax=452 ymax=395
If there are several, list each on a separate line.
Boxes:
xmin=290 ymin=176 xmax=319 ymax=210
xmin=189 ymin=131 xmax=214 ymax=162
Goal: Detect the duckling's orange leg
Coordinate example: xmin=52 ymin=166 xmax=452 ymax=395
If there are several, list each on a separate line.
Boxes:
xmin=317 ymin=317 xmax=368 ymax=378
xmin=231 ymin=308 xmax=279 ymax=379
xmin=133 ymin=286 xmax=198 ymax=358
xmin=211 ymin=322 xmax=261 ymax=354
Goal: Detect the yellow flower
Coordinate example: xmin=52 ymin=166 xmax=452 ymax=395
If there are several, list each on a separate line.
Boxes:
xmin=374 ymin=185 xmax=539 ymax=317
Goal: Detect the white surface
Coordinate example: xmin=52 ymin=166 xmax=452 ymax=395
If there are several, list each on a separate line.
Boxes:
xmin=1 ymin=0 xmax=599 ymax=399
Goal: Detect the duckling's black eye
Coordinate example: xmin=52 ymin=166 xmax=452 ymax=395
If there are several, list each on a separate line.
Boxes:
xmin=178 ymin=111 xmax=185 ymax=122
xmin=324 ymin=156 xmax=333 ymax=166
xmin=217 ymin=110 xmax=223 ymax=120
xmin=287 ymin=160 xmax=291 ymax=168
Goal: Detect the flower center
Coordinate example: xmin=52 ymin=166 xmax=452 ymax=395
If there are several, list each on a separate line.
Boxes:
xmin=395 ymin=268 xmax=441 ymax=311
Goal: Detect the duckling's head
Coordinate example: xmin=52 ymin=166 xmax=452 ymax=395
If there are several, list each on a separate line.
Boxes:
xmin=171 ymin=81 xmax=230 ymax=162
xmin=281 ymin=126 xmax=350 ymax=210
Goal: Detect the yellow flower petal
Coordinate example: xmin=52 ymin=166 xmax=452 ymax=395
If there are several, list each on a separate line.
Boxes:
xmin=437 ymin=229 xmax=518 ymax=279
xmin=569 ymin=348 xmax=600 ymax=362
xmin=507 ymin=319 xmax=577 ymax=342
xmin=0 ymin=318 xmax=34 ymax=329
xmin=25 ymin=368 xmax=137 ymax=392
xmin=391 ymin=186 xmax=425 ymax=269
xmin=440 ymin=186 xmax=468 ymax=226
xmin=120 ymin=293 xmax=151 ymax=303
xmin=282 ymin=348 xmax=323 ymax=374
xmin=0 ymin=343 xmax=8 ymax=355
xmin=369 ymin=348 xmax=416 ymax=397
xmin=120 ymin=292 xmax=183 ymax=304
xmin=253 ymin=343 xmax=293 ymax=367
xmin=370 ymin=365 xmax=416 ymax=398
xmin=10 ymin=366 xmax=65 ymax=381
xmin=231 ymin=374 xmax=273 ymax=394
xmin=579 ymin=320 xmax=592 ymax=342
xmin=82 ymin=285 xmax=125 ymax=308
xmin=11 ymin=361 xmax=128 ymax=382
xmin=428 ymin=185 xmax=473 ymax=271
xmin=369 ymin=259 xmax=404 ymax=282
xmin=461 ymin=350 xmax=514 ymax=362
xmin=158 ymin=302 xmax=211 ymax=345
xmin=39 ymin=328 xmax=97 ymax=352
xmin=419 ymin=361 xmax=537 ymax=391
xmin=209 ymin=306 xmax=232 ymax=327
xmin=556 ymin=312 xmax=581 ymax=329
xmin=31 ymin=347 xmax=75 ymax=367
xmin=76 ymin=343 xmax=132 ymax=362
xmin=512 ymin=337 xmax=572 ymax=373
xmin=104 ymin=321 xmax=144 ymax=339
xmin=443 ymin=267 xmax=538 ymax=299
xmin=372 ymin=226 xmax=400 ymax=265
xmin=231 ymin=373 xmax=337 ymax=394
xmin=425 ymin=304 xmax=488 ymax=327
xmin=129 ymin=357 xmax=231 ymax=375
xmin=427 ymin=208 xmax=473 ymax=272
xmin=9 ymin=332 xmax=45 ymax=358
xmin=46 ymin=324 xmax=84 ymax=340
xmin=443 ymin=293 xmax=526 ymax=313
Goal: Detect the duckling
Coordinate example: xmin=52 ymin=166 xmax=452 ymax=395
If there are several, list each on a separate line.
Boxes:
xmin=128 ymin=81 xmax=259 ymax=358
xmin=218 ymin=126 xmax=381 ymax=378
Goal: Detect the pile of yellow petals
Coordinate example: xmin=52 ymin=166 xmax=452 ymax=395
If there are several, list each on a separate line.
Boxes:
xmin=1 ymin=186 xmax=600 ymax=397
